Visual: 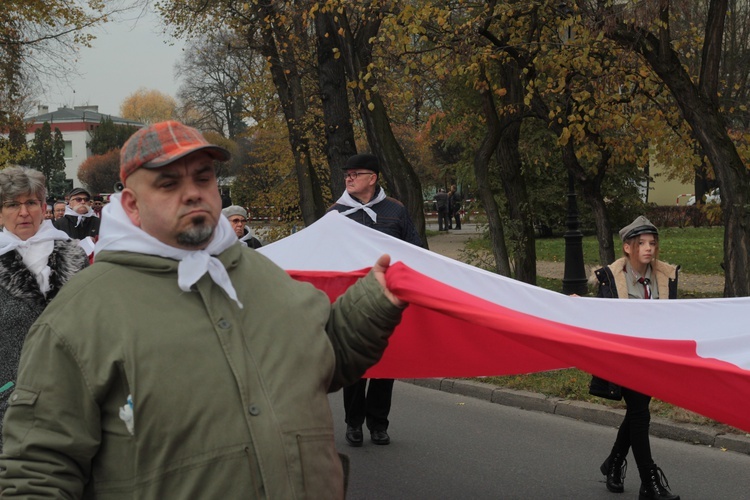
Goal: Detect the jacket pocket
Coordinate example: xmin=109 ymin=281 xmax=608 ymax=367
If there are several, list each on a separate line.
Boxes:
xmin=294 ymin=430 xmax=343 ymax=499
xmin=4 ymin=386 xmax=40 ymax=444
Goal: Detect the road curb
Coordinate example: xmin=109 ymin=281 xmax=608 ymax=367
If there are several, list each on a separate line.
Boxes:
xmin=402 ymin=378 xmax=750 ymax=456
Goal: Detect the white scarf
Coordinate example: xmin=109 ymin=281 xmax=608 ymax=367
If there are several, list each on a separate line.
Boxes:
xmin=335 ymin=187 xmax=387 ymax=222
xmin=64 ymin=205 xmax=97 ymax=227
xmin=0 ymin=221 xmax=72 ymax=295
xmin=95 ymin=193 xmax=243 ymax=308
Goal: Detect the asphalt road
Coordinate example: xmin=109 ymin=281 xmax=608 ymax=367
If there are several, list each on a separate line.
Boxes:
xmin=329 ymin=381 xmax=750 ymax=499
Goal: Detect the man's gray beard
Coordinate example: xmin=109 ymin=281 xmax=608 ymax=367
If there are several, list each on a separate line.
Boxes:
xmin=176 ymin=219 xmax=215 ymax=248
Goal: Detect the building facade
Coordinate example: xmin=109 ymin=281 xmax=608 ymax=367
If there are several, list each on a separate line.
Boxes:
xmin=25 ymin=105 xmax=143 ymax=190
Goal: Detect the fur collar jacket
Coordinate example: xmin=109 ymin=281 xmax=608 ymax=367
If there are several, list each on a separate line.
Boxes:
xmin=1 ymin=239 xmax=88 ymax=450
xmin=591 ymin=257 xmax=679 ymax=300
xmin=0 ymin=240 xmax=88 ymax=308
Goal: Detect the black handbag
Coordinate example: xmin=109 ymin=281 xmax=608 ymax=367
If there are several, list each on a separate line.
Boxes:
xmin=588 ymin=375 xmax=622 ymax=401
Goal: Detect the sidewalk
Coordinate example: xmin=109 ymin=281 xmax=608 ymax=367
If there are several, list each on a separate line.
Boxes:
xmin=423 ymin=229 xmax=749 ymax=455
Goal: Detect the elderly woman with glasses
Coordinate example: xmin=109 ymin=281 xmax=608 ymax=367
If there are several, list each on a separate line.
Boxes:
xmin=0 ymin=166 xmax=88 ymax=450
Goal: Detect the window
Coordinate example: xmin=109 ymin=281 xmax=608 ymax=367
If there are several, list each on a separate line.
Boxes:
xmin=63 ymin=140 xmax=73 ymax=159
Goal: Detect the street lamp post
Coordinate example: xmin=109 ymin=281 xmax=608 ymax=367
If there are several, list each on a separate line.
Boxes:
xmin=562 ymin=172 xmax=589 ymax=295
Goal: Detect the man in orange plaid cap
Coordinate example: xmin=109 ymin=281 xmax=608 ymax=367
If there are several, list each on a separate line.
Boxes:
xmin=0 ymin=121 xmax=407 ymax=498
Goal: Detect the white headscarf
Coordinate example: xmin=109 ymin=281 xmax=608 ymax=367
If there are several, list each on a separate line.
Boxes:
xmin=0 ymin=220 xmax=72 ymax=295
xmin=95 ymin=193 xmax=243 ymax=308
xmin=334 ymin=187 xmax=387 ymax=222
xmin=63 ymin=205 xmax=97 ymax=227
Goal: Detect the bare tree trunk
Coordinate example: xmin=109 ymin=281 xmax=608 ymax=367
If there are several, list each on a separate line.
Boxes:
xmin=254 ymin=20 xmax=325 ymax=226
xmin=559 ymin=142 xmax=616 ymax=266
xmin=476 ymin=80 xmax=511 ymax=276
xmin=496 ymin=122 xmax=536 ymax=282
xmin=495 ymin=61 xmax=536 ymax=283
xmin=694 ymin=155 xmax=709 ymax=206
xmin=314 ymin=11 xmax=357 ymax=201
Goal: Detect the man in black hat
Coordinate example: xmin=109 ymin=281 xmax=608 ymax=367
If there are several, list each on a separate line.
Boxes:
xmin=53 ymin=187 xmax=101 ymax=240
xmin=328 ymin=153 xmax=422 ymax=447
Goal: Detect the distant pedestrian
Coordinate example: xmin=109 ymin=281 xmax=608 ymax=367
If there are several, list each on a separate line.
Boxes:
xmin=434 ymin=188 xmax=450 ymax=231
xmin=592 ymin=215 xmax=680 ymax=500
xmin=449 ymin=184 xmax=462 ymax=230
xmin=329 ymin=153 xmax=422 ymax=447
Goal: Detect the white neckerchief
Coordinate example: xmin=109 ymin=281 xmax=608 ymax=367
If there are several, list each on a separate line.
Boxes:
xmin=95 ymin=193 xmax=243 ymax=308
xmin=0 ymin=221 xmax=72 ymax=294
xmin=335 ymin=187 xmax=387 ymax=222
xmin=64 ymin=206 xmax=97 ymax=227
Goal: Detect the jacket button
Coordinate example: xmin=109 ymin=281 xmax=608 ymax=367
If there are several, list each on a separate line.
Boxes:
xmin=218 ymin=319 xmax=231 ymax=329
xmin=248 ymin=404 xmax=261 ymax=416
xmin=11 ymin=393 xmax=18 ymax=402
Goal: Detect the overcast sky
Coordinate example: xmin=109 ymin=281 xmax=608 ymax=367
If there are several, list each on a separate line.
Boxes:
xmin=37 ymin=8 xmax=185 ymax=117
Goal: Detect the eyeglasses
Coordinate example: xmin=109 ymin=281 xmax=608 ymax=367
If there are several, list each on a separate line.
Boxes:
xmin=229 ymin=218 xmax=247 ymax=225
xmin=344 ymin=171 xmax=375 ymax=180
xmin=2 ymin=199 xmax=42 ymax=213
xmin=70 ymin=196 xmax=91 ymax=204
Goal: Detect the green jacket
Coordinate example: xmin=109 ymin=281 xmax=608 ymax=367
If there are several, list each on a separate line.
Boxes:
xmin=0 ymin=243 xmax=402 ymax=498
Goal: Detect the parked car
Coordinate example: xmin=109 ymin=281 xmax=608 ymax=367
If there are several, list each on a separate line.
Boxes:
xmin=687 ymin=188 xmax=720 ymax=206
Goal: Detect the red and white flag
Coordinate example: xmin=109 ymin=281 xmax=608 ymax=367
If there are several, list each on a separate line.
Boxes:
xmin=259 ymin=212 xmax=750 ymax=432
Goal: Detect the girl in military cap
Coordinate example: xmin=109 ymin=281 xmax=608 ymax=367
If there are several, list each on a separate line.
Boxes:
xmin=592 ymin=215 xmax=680 ymax=500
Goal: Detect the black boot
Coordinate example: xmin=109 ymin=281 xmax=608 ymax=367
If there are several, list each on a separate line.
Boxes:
xmin=638 ymin=464 xmax=680 ymax=500
xmin=600 ymin=452 xmax=627 ymax=493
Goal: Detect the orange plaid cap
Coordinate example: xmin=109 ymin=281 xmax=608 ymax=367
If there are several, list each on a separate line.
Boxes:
xmin=119 ymin=121 xmax=231 ymax=182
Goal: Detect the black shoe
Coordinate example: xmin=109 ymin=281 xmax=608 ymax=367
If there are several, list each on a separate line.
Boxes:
xmin=370 ymin=429 xmax=390 ymax=445
xmin=600 ymin=453 xmax=627 ymax=493
xmin=345 ymin=425 xmax=363 ymax=447
xmin=638 ymin=465 xmax=679 ymax=500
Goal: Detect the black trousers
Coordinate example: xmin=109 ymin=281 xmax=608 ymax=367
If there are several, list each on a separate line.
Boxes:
xmin=343 ymin=378 xmax=394 ymax=432
xmin=437 ymin=208 xmax=450 ymax=231
xmin=453 ymin=210 xmax=461 ymax=229
xmin=610 ymin=387 xmax=654 ymax=478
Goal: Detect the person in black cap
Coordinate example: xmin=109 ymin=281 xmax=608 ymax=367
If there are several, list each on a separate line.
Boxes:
xmin=53 ymin=187 xmax=101 ymax=240
xmin=591 ymin=215 xmax=680 ymax=500
xmin=91 ymin=195 xmax=104 ymax=217
xmin=328 ymin=152 xmax=422 ymax=447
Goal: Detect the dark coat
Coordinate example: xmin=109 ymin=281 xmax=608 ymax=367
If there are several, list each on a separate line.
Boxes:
xmin=53 ymin=214 xmax=101 ymax=240
xmin=588 ymin=257 xmax=679 ymax=398
xmin=449 ymin=191 xmax=462 ymax=215
xmin=329 ymin=187 xmax=422 ymax=247
xmin=240 ymin=227 xmax=263 ymax=249
xmin=434 ymin=191 xmax=449 ymax=211
xmin=0 ymin=240 xmax=88 ymax=449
